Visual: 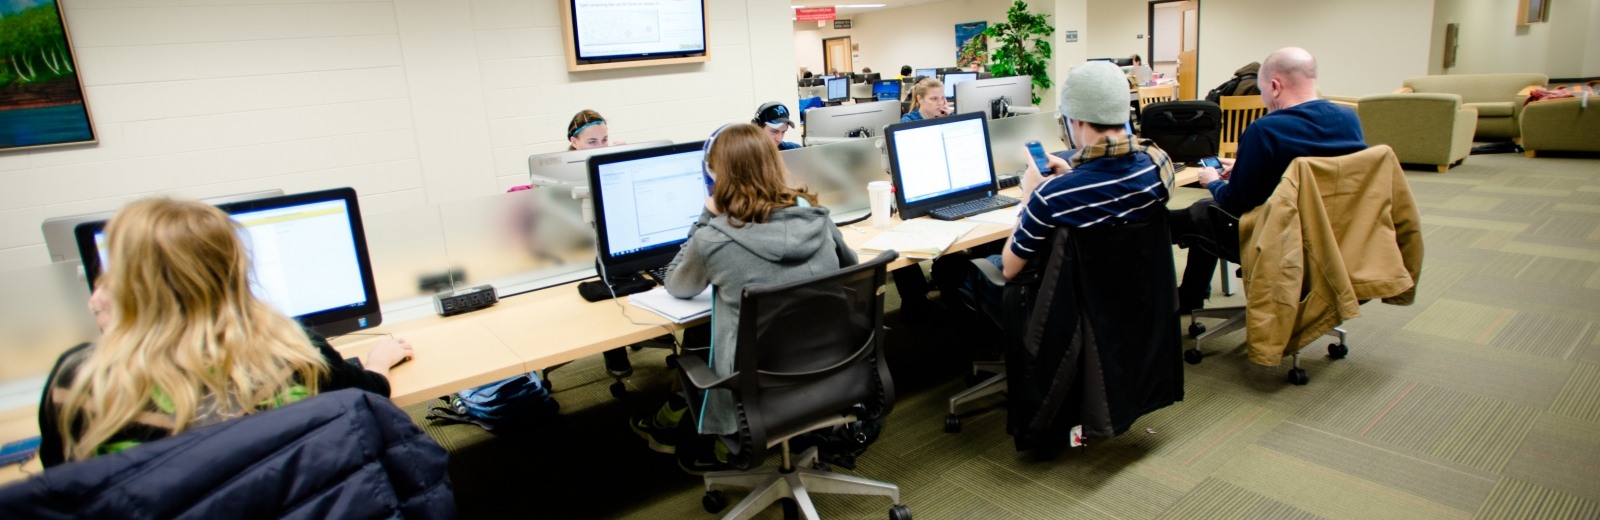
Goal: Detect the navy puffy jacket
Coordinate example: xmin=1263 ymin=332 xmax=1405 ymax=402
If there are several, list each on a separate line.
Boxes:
xmin=0 ymin=389 xmax=454 ymax=519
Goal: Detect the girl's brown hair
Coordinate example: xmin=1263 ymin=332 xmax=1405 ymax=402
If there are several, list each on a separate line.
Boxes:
xmin=566 ymin=109 xmax=606 ymax=150
xmin=707 ymin=124 xmax=816 ymax=227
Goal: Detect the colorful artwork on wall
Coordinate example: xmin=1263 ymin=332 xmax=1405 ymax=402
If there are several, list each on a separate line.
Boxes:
xmin=0 ymin=0 xmax=95 ymax=151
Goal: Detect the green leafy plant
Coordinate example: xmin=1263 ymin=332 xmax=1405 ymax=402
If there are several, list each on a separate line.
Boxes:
xmin=965 ymin=1 xmax=1054 ymax=105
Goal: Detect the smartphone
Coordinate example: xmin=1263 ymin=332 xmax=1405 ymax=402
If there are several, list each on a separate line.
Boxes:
xmin=1025 ymin=140 xmax=1052 ymax=174
xmin=0 ymin=437 xmax=41 ymax=467
xmin=1199 ymin=156 xmax=1223 ymax=169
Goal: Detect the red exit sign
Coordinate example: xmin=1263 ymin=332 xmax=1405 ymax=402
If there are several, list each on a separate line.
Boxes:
xmin=795 ymin=7 xmax=836 ymax=21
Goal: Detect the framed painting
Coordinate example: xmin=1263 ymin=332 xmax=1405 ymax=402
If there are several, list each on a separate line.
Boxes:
xmin=0 ymin=0 xmax=95 ymax=151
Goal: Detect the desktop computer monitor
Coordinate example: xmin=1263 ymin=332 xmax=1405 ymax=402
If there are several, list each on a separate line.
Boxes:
xmin=586 ymin=141 xmax=707 ymax=278
xmin=941 ymin=72 xmax=977 ymax=98
xmin=883 ymin=111 xmax=998 ymax=220
xmin=872 ymin=80 xmax=901 ymax=101
xmin=779 ymin=138 xmax=883 ymax=225
xmin=913 ymin=68 xmax=937 ymax=80
xmin=858 ymin=72 xmax=881 ymax=84
xmin=74 ymin=187 xmax=383 ymax=337
xmin=954 ymin=75 xmax=1033 ymax=119
xmin=824 ymin=77 xmax=850 ymax=103
xmin=801 ymin=100 xmax=902 ymax=146
xmin=43 ymin=190 xmax=284 ymax=264
xmin=987 ymin=111 xmax=1069 ymax=177
xmin=528 ymin=140 xmax=675 ymax=187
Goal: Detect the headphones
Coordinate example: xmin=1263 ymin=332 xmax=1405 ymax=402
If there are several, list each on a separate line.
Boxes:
xmin=752 ymin=102 xmax=787 ymax=126
xmin=702 ymin=123 xmax=734 ymax=191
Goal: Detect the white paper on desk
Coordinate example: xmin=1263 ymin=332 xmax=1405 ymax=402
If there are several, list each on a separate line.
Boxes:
xmin=893 ymin=219 xmax=980 ymax=236
xmin=966 ymin=206 xmax=1022 ymax=225
xmin=629 ymin=286 xmax=713 ymax=323
xmin=859 ymin=230 xmax=959 ymax=259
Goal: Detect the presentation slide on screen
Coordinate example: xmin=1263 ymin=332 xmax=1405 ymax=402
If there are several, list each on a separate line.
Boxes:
xmin=573 ymin=0 xmax=705 ymax=59
xmin=597 ymin=150 xmax=705 ymax=257
xmin=894 ymin=119 xmax=992 ymax=203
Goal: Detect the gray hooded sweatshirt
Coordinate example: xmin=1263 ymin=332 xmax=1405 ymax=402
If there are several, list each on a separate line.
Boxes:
xmin=664 ymin=203 xmax=858 ymax=435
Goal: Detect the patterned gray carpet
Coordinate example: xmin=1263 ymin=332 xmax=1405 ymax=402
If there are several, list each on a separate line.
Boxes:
xmin=410 ymin=151 xmax=1600 ymax=519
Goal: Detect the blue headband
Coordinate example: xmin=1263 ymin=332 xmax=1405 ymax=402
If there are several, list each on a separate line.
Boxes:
xmin=569 ymin=119 xmax=606 ymax=139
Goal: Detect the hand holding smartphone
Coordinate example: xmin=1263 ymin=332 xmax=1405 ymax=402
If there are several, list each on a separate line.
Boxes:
xmin=1025 ymin=140 xmax=1052 ymax=175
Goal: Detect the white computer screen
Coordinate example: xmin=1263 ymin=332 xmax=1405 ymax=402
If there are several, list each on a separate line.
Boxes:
xmin=571 ymin=0 xmax=706 ymax=60
xmin=595 ymin=148 xmax=706 ymax=257
xmin=943 ymin=72 xmax=977 ymax=98
xmin=93 ymin=199 xmax=368 ymax=320
xmin=891 ymin=116 xmax=993 ymax=204
xmin=914 ymin=68 xmax=937 ymax=79
xmin=826 ymin=77 xmax=849 ymax=100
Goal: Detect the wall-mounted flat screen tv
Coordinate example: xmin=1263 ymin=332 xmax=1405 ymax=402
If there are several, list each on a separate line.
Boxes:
xmin=568 ymin=0 xmax=707 ymax=65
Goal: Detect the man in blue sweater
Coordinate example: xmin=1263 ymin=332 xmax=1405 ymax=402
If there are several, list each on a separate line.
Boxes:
xmin=1170 ymin=47 xmax=1366 ymax=312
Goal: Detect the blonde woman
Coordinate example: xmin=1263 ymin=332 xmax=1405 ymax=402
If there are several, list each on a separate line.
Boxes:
xmin=39 ymin=198 xmax=412 ymax=467
xmin=900 ymin=78 xmax=950 ymax=123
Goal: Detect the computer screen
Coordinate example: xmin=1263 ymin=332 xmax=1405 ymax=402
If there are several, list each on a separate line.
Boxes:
xmin=942 ymin=72 xmax=977 ymax=98
xmin=527 ymin=139 xmax=675 ymax=186
xmin=954 ymin=75 xmax=1033 ymax=119
xmin=803 ymin=100 xmax=902 ymax=145
xmin=825 ymin=77 xmax=850 ymax=102
xmin=872 ymin=80 xmax=901 ymax=101
xmin=587 ymin=142 xmax=707 ymax=275
xmin=913 ymin=68 xmax=937 ymax=80
xmin=75 ymin=188 xmax=382 ymax=337
xmin=884 ymin=111 xmax=996 ymax=219
xmin=42 ymin=190 xmax=284 ymax=264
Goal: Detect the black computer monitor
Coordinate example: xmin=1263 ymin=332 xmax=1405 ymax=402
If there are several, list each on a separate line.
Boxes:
xmin=937 ymin=67 xmax=963 ymax=76
xmin=74 ymin=187 xmax=383 ymax=337
xmin=586 ymin=142 xmax=707 ymax=279
xmin=941 ymin=72 xmax=977 ymax=98
xmin=872 ymin=80 xmax=901 ymax=101
xmin=884 ymin=111 xmax=998 ymax=220
xmin=858 ymin=72 xmax=881 ymax=84
xmin=824 ymin=76 xmax=850 ymax=103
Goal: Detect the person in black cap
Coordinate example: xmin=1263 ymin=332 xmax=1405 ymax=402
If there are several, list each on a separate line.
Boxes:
xmin=753 ymin=102 xmax=802 ymax=150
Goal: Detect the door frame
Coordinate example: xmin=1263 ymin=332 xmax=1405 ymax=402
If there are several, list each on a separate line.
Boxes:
xmin=822 ymin=36 xmax=853 ymax=74
xmin=1147 ymin=0 xmax=1199 ymax=100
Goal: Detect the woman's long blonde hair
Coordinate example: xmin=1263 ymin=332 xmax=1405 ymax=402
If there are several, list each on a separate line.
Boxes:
xmin=57 ymin=198 xmax=327 ymax=461
xmin=708 ymin=124 xmax=816 ymax=227
xmin=909 ymin=78 xmax=944 ymax=112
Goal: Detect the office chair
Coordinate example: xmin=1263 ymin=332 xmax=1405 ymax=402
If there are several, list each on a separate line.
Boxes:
xmin=677 ymin=251 xmax=910 ymax=520
xmin=1186 ymin=146 xmax=1422 ymax=385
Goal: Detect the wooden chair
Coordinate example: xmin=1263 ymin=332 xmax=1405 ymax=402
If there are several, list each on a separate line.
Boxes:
xmin=1218 ymin=95 xmax=1267 ymax=158
xmin=1137 ymin=84 xmax=1177 ymax=113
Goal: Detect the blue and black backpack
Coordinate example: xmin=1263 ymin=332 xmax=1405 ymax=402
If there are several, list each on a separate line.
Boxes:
xmin=426 ymin=372 xmax=558 ymax=431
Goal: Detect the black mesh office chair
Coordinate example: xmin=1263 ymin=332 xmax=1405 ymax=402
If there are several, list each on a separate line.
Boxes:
xmin=677 ymin=251 xmax=909 ymax=520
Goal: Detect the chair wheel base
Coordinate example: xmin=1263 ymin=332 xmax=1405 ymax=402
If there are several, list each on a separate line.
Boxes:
xmin=664 ymin=354 xmax=678 ymax=369
xmin=1328 ymin=342 xmax=1349 ymax=359
xmin=702 ymin=490 xmax=728 ymax=513
xmin=891 ymin=504 xmax=913 ymax=520
xmin=1183 ymin=348 xmax=1203 ymax=365
xmin=944 ymin=415 xmax=962 ymax=433
xmin=1188 ymin=322 xmax=1206 ymax=338
xmin=609 ymin=381 xmax=627 ymax=398
xmin=1287 ymin=368 xmax=1309 ymax=385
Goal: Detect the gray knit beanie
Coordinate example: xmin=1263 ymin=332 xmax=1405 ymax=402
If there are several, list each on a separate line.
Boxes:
xmin=1059 ymin=61 xmax=1130 ymax=125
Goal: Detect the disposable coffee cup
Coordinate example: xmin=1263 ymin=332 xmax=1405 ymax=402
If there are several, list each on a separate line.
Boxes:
xmin=867 ymin=181 xmax=893 ymax=229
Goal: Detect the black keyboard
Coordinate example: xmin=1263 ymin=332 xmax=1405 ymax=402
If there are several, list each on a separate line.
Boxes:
xmin=643 ymin=265 xmax=670 ymax=284
xmin=928 ymin=195 xmax=1021 ymax=221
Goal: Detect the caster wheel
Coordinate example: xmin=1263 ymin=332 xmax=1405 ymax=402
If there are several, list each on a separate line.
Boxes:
xmin=1287 ymin=368 xmax=1309 ymax=385
xmin=1328 ymin=342 xmax=1349 ymax=359
xmin=664 ymin=354 xmax=678 ymax=369
xmin=890 ymin=504 xmax=913 ymax=520
xmin=782 ymin=498 xmax=800 ymax=520
xmin=609 ymin=381 xmax=627 ymax=398
xmin=1188 ymin=322 xmax=1206 ymax=338
xmin=1183 ymin=348 xmax=1203 ymax=365
xmin=630 ymin=344 xmax=644 ymax=351
xmin=944 ymin=414 xmax=962 ymax=433
xmin=702 ymin=490 xmax=728 ymax=513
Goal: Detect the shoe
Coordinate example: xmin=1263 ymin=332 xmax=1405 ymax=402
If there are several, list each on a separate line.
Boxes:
xmin=677 ymin=441 xmax=738 ymax=476
xmin=630 ymin=404 xmax=685 ymax=454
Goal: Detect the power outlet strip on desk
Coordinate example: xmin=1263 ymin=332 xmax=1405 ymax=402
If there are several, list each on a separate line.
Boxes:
xmin=434 ymin=285 xmax=498 ymax=316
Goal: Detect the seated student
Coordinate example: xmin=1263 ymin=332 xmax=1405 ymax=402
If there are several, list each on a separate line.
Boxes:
xmin=961 ymin=61 xmax=1176 ymax=306
xmin=1127 ymin=54 xmax=1153 ymax=86
xmin=753 ymin=102 xmax=802 ymax=150
xmin=39 ymin=198 xmax=412 ymax=467
xmin=566 ymin=109 xmax=625 ymax=150
xmin=899 ymin=65 xmax=912 ymax=78
xmin=900 ymin=78 xmax=950 ymax=123
xmin=631 ymin=124 xmax=858 ymax=473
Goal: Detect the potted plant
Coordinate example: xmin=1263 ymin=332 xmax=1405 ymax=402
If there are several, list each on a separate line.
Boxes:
xmin=962 ymin=1 xmax=1054 ymax=105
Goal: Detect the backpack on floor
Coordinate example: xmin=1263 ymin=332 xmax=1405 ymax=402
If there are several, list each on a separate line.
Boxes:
xmin=427 ymin=372 xmax=559 ymax=431
xmin=1139 ymin=100 xmax=1222 ymax=164
xmin=787 ymin=408 xmax=884 ymax=470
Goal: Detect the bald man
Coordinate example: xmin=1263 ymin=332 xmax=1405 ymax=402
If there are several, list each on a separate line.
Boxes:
xmin=1170 ymin=47 xmax=1366 ymax=313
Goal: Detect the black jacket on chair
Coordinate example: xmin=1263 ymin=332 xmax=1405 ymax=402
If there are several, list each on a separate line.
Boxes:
xmin=1004 ymin=212 xmax=1184 ymax=451
xmin=0 ymin=389 xmax=455 ymax=519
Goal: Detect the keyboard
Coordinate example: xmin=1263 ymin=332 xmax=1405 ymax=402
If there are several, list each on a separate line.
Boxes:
xmin=643 ymin=265 xmax=670 ymax=284
xmin=927 ymin=195 xmax=1021 ymax=221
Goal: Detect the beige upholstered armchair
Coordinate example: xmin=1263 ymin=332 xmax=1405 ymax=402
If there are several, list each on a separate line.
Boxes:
xmin=1357 ymin=93 xmax=1477 ymax=172
xmin=1521 ymin=96 xmax=1600 ymax=157
xmin=1397 ymin=73 xmax=1547 ymax=140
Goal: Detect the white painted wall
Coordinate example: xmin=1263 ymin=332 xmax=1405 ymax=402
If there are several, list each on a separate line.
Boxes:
xmin=792 ymin=21 xmax=856 ymax=75
xmin=1430 ymin=0 xmax=1600 ymax=78
xmin=1085 ymin=0 xmax=1149 ymax=63
xmin=0 ymin=0 xmax=795 ymax=272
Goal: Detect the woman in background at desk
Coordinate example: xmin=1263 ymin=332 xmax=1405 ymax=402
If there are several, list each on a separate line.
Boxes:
xmin=634 ymin=124 xmax=858 ymax=473
xmin=900 ymin=78 xmax=949 ymax=123
xmin=38 ymin=198 xmax=411 ymax=467
xmin=559 ymin=110 xmax=640 ymax=380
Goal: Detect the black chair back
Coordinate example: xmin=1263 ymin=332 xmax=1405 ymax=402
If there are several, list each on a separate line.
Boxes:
xmin=732 ymin=251 xmax=897 ymax=460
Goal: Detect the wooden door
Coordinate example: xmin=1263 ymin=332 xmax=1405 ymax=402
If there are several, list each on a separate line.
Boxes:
xmin=823 ymin=37 xmax=853 ymax=74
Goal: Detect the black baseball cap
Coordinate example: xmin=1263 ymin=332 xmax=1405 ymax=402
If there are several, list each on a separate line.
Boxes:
xmin=754 ymin=102 xmax=794 ymax=129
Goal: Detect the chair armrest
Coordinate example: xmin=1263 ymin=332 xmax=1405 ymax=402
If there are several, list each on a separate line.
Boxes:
xmin=1517 ymin=85 xmax=1540 ymax=96
xmin=969 ymin=257 xmax=1008 ymax=286
xmin=1393 ymin=86 xmax=1414 ymax=94
xmin=679 ymin=356 xmax=739 ymax=390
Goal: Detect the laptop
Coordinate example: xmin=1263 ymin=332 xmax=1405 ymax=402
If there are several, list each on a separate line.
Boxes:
xmin=884 ymin=110 xmax=1019 ymax=221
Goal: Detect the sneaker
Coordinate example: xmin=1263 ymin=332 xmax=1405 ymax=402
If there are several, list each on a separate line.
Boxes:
xmin=630 ymin=404 xmax=685 ymax=454
xmin=677 ymin=441 xmax=738 ymax=476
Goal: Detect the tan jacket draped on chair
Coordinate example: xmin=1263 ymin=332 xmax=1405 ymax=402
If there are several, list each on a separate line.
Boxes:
xmin=1237 ymin=145 xmax=1424 ymax=366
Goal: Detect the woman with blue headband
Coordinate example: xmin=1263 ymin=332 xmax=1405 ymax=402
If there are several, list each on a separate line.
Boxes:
xmin=566 ymin=109 xmax=616 ymax=150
